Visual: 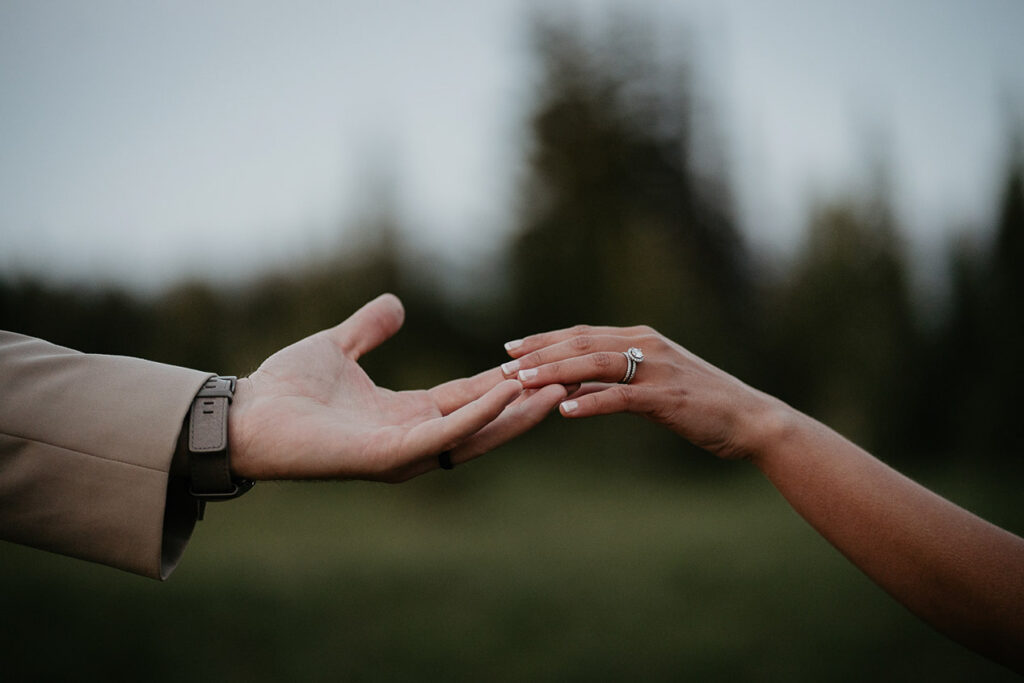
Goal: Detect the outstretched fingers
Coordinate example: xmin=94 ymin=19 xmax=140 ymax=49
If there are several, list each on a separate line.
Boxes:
xmin=500 ymin=331 xmax=654 ymax=382
xmin=507 ymin=341 xmax=660 ymax=420
xmin=428 ymin=367 xmax=507 ymax=415
xmin=503 ymin=324 xmax=651 ymax=359
xmin=403 ymin=378 xmax=524 ymax=463
xmin=448 ymin=384 xmax=568 ymax=466
xmin=514 ymin=352 xmax=633 ymax=388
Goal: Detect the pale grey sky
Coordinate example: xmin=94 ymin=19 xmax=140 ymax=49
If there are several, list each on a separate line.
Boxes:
xmin=1 ymin=0 xmax=1022 ymax=289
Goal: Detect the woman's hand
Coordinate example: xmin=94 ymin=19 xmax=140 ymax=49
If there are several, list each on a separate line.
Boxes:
xmin=506 ymin=324 xmax=1024 ymax=672
xmin=500 ymin=324 xmax=787 ymax=461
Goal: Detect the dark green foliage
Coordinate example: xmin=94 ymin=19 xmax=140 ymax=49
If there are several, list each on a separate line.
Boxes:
xmin=986 ymin=154 xmax=1024 ymax=453
xmin=764 ymin=197 xmax=921 ymax=457
xmin=929 ymin=151 xmax=1024 ymax=459
xmin=510 ymin=20 xmax=754 ymax=379
xmin=0 ymin=278 xmax=152 ymax=357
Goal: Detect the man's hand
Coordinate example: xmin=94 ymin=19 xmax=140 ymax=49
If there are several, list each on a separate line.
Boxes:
xmin=227 ymin=294 xmax=567 ymax=482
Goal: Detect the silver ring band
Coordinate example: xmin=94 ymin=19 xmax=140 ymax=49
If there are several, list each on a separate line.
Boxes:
xmin=620 ymin=354 xmax=636 ymax=384
xmin=619 ymin=347 xmax=645 ymax=384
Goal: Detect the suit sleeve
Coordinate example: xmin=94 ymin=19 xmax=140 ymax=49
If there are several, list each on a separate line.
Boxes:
xmin=0 ymin=331 xmax=213 ymax=579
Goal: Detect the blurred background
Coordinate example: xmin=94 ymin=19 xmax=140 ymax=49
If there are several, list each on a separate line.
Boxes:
xmin=2 ymin=1 xmax=1023 ymax=680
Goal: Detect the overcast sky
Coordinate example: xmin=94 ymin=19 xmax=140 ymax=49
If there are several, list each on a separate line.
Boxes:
xmin=2 ymin=0 xmax=1023 ymax=290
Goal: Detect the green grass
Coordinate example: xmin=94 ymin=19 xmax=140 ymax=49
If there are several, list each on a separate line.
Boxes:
xmin=1 ymin=439 xmax=1019 ymax=682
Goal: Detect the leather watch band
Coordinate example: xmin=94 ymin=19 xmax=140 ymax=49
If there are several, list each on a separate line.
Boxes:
xmin=188 ymin=376 xmax=254 ymax=504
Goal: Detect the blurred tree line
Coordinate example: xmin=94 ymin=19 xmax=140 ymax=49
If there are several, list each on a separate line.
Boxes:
xmin=2 ymin=18 xmax=1022 ymax=470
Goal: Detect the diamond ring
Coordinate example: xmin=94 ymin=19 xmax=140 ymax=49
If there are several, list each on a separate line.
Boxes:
xmin=620 ymin=347 xmax=644 ymax=384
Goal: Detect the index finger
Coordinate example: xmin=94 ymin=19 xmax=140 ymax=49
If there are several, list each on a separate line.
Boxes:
xmin=504 ymin=324 xmax=650 ymax=358
xmin=428 ymin=366 xmax=507 ymax=415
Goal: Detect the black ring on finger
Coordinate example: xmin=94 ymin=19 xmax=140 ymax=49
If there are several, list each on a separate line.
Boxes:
xmin=438 ymin=450 xmax=454 ymax=470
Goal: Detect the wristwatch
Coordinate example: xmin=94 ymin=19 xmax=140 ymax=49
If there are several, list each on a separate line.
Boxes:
xmin=188 ymin=376 xmax=255 ymax=510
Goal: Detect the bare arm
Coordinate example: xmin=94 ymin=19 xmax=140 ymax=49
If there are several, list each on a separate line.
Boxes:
xmin=752 ymin=405 xmax=1024 ymax=670
xmin=503 ymin=324 xmax=1024 ymax=672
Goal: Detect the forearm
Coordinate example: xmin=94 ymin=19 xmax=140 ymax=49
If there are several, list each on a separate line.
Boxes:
xmin=749 ymin=404 xmax=1024 ymax=671
xmin=503 ymin=324 xmax=1024 ymax=669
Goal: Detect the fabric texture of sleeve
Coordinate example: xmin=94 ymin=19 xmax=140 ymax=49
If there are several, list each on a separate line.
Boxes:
xmin=0 ymin=331 xmax=213 ymax=579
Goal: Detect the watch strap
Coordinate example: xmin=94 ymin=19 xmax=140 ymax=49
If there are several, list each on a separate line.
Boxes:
xmin=188 ymin=376 xmax=254 ymax=502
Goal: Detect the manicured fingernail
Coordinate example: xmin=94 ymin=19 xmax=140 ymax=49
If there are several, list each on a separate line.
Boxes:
xmin=501 ymin=359 xmax=520 ymax=375
xmin=560 ymin=400 xmax=578 ymax=414
xmin=504 ymin=339 xmax=523 ymax=351
xmin=518 ymin=368 xmax=537 ymax=381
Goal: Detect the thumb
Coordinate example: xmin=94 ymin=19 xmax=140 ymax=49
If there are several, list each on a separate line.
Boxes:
xmin=327 ymin=293 xmax=406 ymax=359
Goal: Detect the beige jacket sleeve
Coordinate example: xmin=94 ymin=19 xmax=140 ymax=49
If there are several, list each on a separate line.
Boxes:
xmin=0 ymin=331 xmax=213 ymax=579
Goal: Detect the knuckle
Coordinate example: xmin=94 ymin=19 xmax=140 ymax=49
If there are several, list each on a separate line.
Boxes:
xmin=570 ymin=334 xmax=593 ymax=351
xmin=613 ymin=384 xmax=636 ymax=404
xmin=649 ymin=403 xmax=678 ymax=426
xmin=522 ymin=333 xmax=547 ymax=350
xmin=593 ymin=351 xmax=614 ymax=369
xmin=523 ymin=349 xmax=545 ymax=366
xmin=570 ymin=323 xmax=592 ymax=336
xmin=643 ymin=335 xmax=664 ymax=352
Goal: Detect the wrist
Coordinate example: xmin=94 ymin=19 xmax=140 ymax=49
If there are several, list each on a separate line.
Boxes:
xmin=734 ymin=391 xmax=801 ymax=467
xmin=226 ymin=376 xmax=255 ymax=479
xmin=187 ymin=375 xmax=255 ymax=505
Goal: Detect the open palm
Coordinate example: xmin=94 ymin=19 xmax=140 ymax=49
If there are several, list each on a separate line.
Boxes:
xmin=228 ymin=294 xmax=566 ymax=481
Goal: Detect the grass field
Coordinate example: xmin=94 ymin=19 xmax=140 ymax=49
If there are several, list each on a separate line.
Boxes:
xmin=2 ymin=429 xmax=1020 ymax=682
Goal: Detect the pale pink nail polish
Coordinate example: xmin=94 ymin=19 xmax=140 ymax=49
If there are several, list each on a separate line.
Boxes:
xmin=561 ymin=400 xmax=579 ymax=414
xmin=501 ymin=359 xmax=520 ymax=375
xmin=518 ymin=368 xmax=537 ymax=381
xmin=504 ymin=339 xmax=523 ymax=351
